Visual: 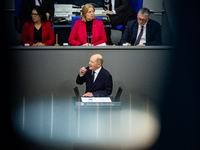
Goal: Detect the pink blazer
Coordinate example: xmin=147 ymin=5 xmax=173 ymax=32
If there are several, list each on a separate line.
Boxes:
xmin=21 ymin=21 xmax=55 ymax=46
xmin=68 ymin=19 xmax=107 ymax=46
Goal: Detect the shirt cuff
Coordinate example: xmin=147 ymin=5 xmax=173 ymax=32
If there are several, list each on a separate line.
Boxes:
xmin=79 ymin=74 xmax=84 ymax=77
xmin=112 ymin=10 xmax=116 ymax=15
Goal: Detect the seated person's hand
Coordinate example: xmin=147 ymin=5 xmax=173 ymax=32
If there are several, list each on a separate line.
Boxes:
xmin=126 ymin=42 xmax=131 ymax=46
xmin=81 ymin=43 xmax=93 ymax=46
xmin=136 ymin=44 xmax=145 ymax=46
xmin=46 ymin=12 xmax=50 ymax=21
xmin=102 ymin=10 xmax=114 ymax=15
xmin=82 ymin=92 xmax=93 ymax=97
xmin=122 ymin=42 xmax=131 ymax=46
xmin=37 ymin=42 xmax=46 ymax=46
xmin=33 ymin=42 xmax=46 ymax=46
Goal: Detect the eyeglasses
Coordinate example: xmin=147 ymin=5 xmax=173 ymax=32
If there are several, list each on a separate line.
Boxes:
xmin=31 ymin=13 xmax=39 ymax=16
xmin=137 ymin=17 xmax=148 ymax=22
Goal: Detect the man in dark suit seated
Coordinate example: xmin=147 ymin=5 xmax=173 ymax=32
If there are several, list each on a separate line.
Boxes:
xmin=76 ymin=54 xmax=113 ymax=97
xmin=120 ymin=8 xmax=162 ymax=46
xmin=102 ymin=0 xmax=135 ymax=45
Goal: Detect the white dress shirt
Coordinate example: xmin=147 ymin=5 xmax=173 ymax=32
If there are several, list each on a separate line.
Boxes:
xmin=93 ymin=66 xmax=102 ymax=82
xmin=136 ymin=22 xmax=148 ymax=45
xmin=105 ymin=0 xmax=116 ymax=14
xmin=111 ymin=0 xmax=116 ymax=14
xmin=35 ymin=0 xmax=42 ymax=6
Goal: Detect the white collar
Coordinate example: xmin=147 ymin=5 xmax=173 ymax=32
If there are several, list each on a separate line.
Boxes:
xmin=139 ymin=21 xmax=148 ymax=28
xmin=94 ymin=66 xmax=102 ymax=74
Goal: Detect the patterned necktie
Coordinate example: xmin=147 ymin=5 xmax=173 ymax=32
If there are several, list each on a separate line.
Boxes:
xmin=90 ymin=71 xmax=95 ymax=91
xmin=135 ymin=26 xmax=144 ymax=46
xmin=91 ymin=71 xmax=95 ymax=83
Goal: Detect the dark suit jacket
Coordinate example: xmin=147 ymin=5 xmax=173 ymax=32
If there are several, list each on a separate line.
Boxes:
xmin=120 ymin=19 xmax=162 ymax=45
xmin=21 ymin=21 xmax=55 ymax=46
xmin=76 ymin=67 xmax=113 ymax=97
xmin=19 ymin=0 xmax=54 ymax=26
xmin=108 ymin=0 xmax=134 ymax=26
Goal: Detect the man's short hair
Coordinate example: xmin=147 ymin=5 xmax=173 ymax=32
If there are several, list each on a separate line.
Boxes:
xmin=138 ymin=8 xmax=151 ymax=18
xmin=95 ymin=54 xmax=103 ymax=65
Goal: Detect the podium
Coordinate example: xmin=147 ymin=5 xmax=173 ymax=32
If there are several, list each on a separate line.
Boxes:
xmin=74 ymin=99 xmax=122 ymax=143
xmin=74 ymin=96 xmax=122 ymax=108
xmin=75 ymin=101 xmax=122 ymax=107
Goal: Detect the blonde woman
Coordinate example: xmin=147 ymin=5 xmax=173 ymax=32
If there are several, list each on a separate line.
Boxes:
xmin=68 ymin=4 xmax=107 ymax=46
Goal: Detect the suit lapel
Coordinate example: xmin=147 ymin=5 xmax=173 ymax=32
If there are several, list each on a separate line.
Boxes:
xmin=146 ymin=20 xmax=151 ymax=43
xmin=41 ymin=22 xmax=45 ymax=43
xmin=30 ymin=23 xmax=35 ymax=42
xmin=81 ymin=21 xmax=87 ymax=42
xmin=91 ymin=67 xmax=104 ymax=90
xmin=88 ymin=69 xmax=93 ymax=91
xmin=32 ymin=0 xmax=35 ymax=5
xmin=109 ymin=0 xmax=112 ymax=10
xmin=132 ymin=21 xmax=138 ymax=44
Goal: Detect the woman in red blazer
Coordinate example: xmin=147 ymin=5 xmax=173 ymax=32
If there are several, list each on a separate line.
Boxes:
xmin=68 ymin=4 xmax=107 ymax=46
xmin=21 ymin=6 xmax=55 ymax=46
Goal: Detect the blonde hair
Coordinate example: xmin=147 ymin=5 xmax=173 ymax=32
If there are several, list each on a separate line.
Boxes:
xmin=81 ymin=4 xmax=95 ymax=22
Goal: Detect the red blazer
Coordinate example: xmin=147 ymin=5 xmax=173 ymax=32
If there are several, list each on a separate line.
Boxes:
xmin=21 ymin=21 xmax=55 ymax=46
xmin=68 ymin=19 xmax=107 ymax=46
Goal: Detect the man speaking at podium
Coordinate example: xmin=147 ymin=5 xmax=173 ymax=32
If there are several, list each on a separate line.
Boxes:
xmin=76 ymin=54 xmax=113 ymax=97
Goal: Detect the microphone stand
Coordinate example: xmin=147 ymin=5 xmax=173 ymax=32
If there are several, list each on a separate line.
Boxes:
xmin=87 ymin=32 xmax=92 ymax=46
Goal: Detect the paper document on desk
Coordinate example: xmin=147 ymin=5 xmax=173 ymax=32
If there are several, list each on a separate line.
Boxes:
xmin=81 ymin=97 xmax=112 ymax=102
xmin=96 ymin=43 xmax=107 ymax=46
xmin=54 ymin=4 xmax=73 ymax=17
xmin=95 ymin=8 xmax=107 ymax=17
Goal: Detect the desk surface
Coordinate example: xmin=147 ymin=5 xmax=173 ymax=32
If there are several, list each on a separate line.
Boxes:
xmin=11 ymin=45 xmax=174 ymax=50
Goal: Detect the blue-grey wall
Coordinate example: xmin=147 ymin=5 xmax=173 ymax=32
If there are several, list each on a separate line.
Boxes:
xmin=11 ymin=47 xmax=174 ymax=105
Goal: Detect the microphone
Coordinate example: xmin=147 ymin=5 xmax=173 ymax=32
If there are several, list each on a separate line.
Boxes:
xmin=87 ymin=32 xmax=92 ymax=46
